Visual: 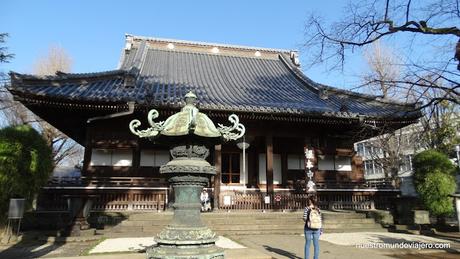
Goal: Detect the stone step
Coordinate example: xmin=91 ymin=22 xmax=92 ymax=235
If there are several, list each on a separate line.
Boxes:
xmin=121 ymin=219 xmax=306 ymax=226
xmin=322 ymin=213 xmax=367 ymax=219
xmin=108 ymin=211 xmax=386 ymax=236
xmin=120 ymin=217 xmax=376 ymax=227
xmin=114 ymin=222 xmax=380 ymax=233
xmin=322 ymin=228 xmax=389 ymax=233
xmin=323 ymin=218 xmax=375 ymax=224
xmin=128 ymin=212 xmax=309 ymax=220
xmin=127 ymin=213 xmax=367 ymax=222
xmin=110 ymin=226 xmax=388 ymax=236
xmin=107 ymin=227 xmax=388 ymax=237
xmin=322 ymin=223 xmax=383 ymax=229
xmin=121 ymin=220 xmax=171 ymax=226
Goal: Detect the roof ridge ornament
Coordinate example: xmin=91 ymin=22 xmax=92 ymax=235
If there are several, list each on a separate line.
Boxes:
xmin=290 ymin=51 xmax=300 ymax=66
xmin=217 ymin=114 xmax=245 ymax=141
xmin=129 ymin=109 xmax=165 ymax=138
xmin=129 ymin=92 xmax=245 ymax=141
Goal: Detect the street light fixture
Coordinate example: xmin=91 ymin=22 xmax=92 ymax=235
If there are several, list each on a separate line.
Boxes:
xmin=237 ymin=136 xmax=250 ymax=188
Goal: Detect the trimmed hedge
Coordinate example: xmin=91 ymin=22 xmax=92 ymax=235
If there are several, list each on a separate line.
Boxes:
xmin=0 ymin=125 xmax=53 ymax=217
xmin=412 ymin=149 xmax=457 ymax=217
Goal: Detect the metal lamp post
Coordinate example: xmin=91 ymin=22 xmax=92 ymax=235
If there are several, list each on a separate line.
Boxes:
xmin=455 ymin=145 xmax=460 ymax=170
xmin=453 ymin=145 xmax=460 ymax=232
xmin=236 ymin=136 xmax=250 ymax=188
xmin=130 ymin=92 xmax=245 ymax=258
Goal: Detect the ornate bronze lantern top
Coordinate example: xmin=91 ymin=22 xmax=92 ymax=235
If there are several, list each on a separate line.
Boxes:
xmin=129 ymin=91 xmax=245 ymax=142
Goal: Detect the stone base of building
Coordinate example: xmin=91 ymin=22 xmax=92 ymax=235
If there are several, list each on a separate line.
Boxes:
xmin=146 ymin=244 xmax=224 ymax=259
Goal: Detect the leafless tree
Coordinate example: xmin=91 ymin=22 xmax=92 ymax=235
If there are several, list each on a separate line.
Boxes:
xmin=0 ymin=33 xmax=14 ymax=63
xmin=356 ymin=41 xmax=458 ymax=185
xmin=304 ymin=0 xmax=460 ymax=109
xmin=362 ymin=41 xmax=407 ymax=99
xmin=356 ymin=122 xmax=419 ymax=186
xmin=0 ymin=33 xmax=27 ymax=127
xmin=354 ymin=42 xmax=418 ymax=185
xmin=33 ymin=45 xmax=72 ymax=75
xmin=2 ymin=45 xmax=82 ymax=167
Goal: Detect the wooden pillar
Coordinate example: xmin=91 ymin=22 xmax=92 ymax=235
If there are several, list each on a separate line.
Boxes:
xmin=281 ymin=153 xmax=288 ymax=186
xmin=82 ymin=123 xmax=93 ymax=177
xmin=213 ymin=144 xmax=222 ymax=209
xmin=248 ymin=146 xmax=256 ymax=188
xmin=132 ymin=139 xmax=141 ymax=175
xmin=266 ymin=135 xmax=274 ymax=195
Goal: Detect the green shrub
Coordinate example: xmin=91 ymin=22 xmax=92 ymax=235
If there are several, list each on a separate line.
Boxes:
xmin=0 ymin=125 xmax=53 ymax=218
xmin=413 ymin=149 xmax=457 ymax=217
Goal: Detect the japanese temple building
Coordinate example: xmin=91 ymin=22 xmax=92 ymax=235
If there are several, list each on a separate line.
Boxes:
xmin=9 ymin=34 xmax=421 ymax=211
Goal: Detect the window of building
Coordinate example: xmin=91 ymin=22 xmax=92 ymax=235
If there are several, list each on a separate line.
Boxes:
xmin=287 ymin=154 xmax=304 ymax=170
xmin=356 ymin=143 xmax=365 ymax=156
xmin=91 ymin=149 xmax=132 ymax=166
xmin=318 ymin=155 xmax=352 ymax=171
xmin=140 ymin=150 xmax=170 ymax=167
xmin=364 ymin=144 xmax=373 ymax=156
xmin=222 ymin=153 xmax=240 ymax=184
xmin=317 ymin=155 xmax=335 ymax=170
xmin=400 ymin=155 xmax=413 ymax=172
xmin=373 ymin=146 xmax=383 ymax=156
xmin=364 ymin=160 xmax=374 ymax=175
xmin=364 ymin=159 xmax=385 ymax=175
xmin=374 ymin=162 xmax=384 ymax=174
xmin=335 ymin=156 xmax=352 ymax=171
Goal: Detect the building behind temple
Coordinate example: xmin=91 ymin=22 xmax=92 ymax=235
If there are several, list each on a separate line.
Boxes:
xmin=9 ymin=34 xmax=421 ymax=212
xmin=355 ymin=114 xmax=460 ymax=197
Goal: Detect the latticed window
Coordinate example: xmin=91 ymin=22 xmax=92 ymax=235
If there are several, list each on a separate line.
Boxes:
xmin=90 ymin=149 xmax=132 ymax=166
xmin=364 ymin=160 xmax=374 ymax=175
xmin=399 ymin=155 xmax=413 ymax=172
xmin=356 ymin=143 xmax=365 ymax=156
xmin=374 ymin=162 xmax=384 ymax=174
xmin=221 ymin=153 xmax=240 ymax=184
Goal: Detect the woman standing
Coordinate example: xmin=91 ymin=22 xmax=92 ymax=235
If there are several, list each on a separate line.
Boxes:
xmin=303 ymin=196 xmax=321 ymax=259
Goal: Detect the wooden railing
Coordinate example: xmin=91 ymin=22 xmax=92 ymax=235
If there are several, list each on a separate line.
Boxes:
xmin=315 ymin=179 xmax=396 ymax=189
xmin=46 ymin=177 xmax=395 ymax=190
xmin=218 ymin=192 xmax=395 ymax=211
xmin=92 ymin=192 xmax=167 ymax=211
xmin=46 ymin=176 xmax=166 ymax=187
xmin=37 ymin=190 xmax=167 ymax=212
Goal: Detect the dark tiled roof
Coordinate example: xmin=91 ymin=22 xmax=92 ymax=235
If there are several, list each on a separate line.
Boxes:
xmin=9 ymin=35 xmax=421 ymax=120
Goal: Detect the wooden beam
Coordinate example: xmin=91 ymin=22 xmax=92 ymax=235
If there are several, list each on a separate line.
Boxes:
xmin=213 ymin=144 xmax=222 ymax=209
xmin=82 ymin=124 xmax=93 ymax=177
xmin=266 ymin=135 xmax=274 ymax=194
xmin=281 ymin=152 xmax=288 ymax=186
xmin=132 ymin=139 xmax=141 ymax=175
xmin=248 ymin=146 xmax=256 ymax=187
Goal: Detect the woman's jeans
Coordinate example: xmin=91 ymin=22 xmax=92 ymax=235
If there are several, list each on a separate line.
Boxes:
xmin=304 ymin=228 xmax=320 ymax=259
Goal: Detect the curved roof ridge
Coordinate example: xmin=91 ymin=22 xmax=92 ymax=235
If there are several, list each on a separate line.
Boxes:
xmin=277 ymin=53 xmax=418 ymax=108
xmin=125 ymin=33 xmax=294 ymax=54
xmin=317 ymin=83 xmax=419 ymax=107
xmin=278 ymin=53 xmax=319 ymax=93
xmin=10 ymin=69 xmax=127 ymax=81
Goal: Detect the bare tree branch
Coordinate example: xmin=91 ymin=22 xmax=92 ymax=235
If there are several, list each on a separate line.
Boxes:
xmin=304 ymin=0 xmax=460 ymax=109
xmin=2 ymin=45 xmax=82 ymax=167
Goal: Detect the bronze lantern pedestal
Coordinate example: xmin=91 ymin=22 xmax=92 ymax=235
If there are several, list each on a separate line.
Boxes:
xmin=130 ymin=92 xmax=245 ymax=258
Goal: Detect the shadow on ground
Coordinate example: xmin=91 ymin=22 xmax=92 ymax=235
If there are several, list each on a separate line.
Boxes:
xmin=263 ymin=245 xmax=303 ymax=259
xmin=0 ymin=232 xmax=65 ymax=259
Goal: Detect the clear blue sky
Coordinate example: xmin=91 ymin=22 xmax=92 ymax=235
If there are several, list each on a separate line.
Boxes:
xmin=1 ymin=0 xmax=365 ymax=89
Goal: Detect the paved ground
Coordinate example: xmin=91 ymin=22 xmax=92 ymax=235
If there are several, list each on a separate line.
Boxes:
xmin=230 ymin=233 xmax=460 ymax=259
xmin=88 ymin=236 xmax=245 ymax=254
xmin=0 ymin=231 xmax=458 ymax=258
